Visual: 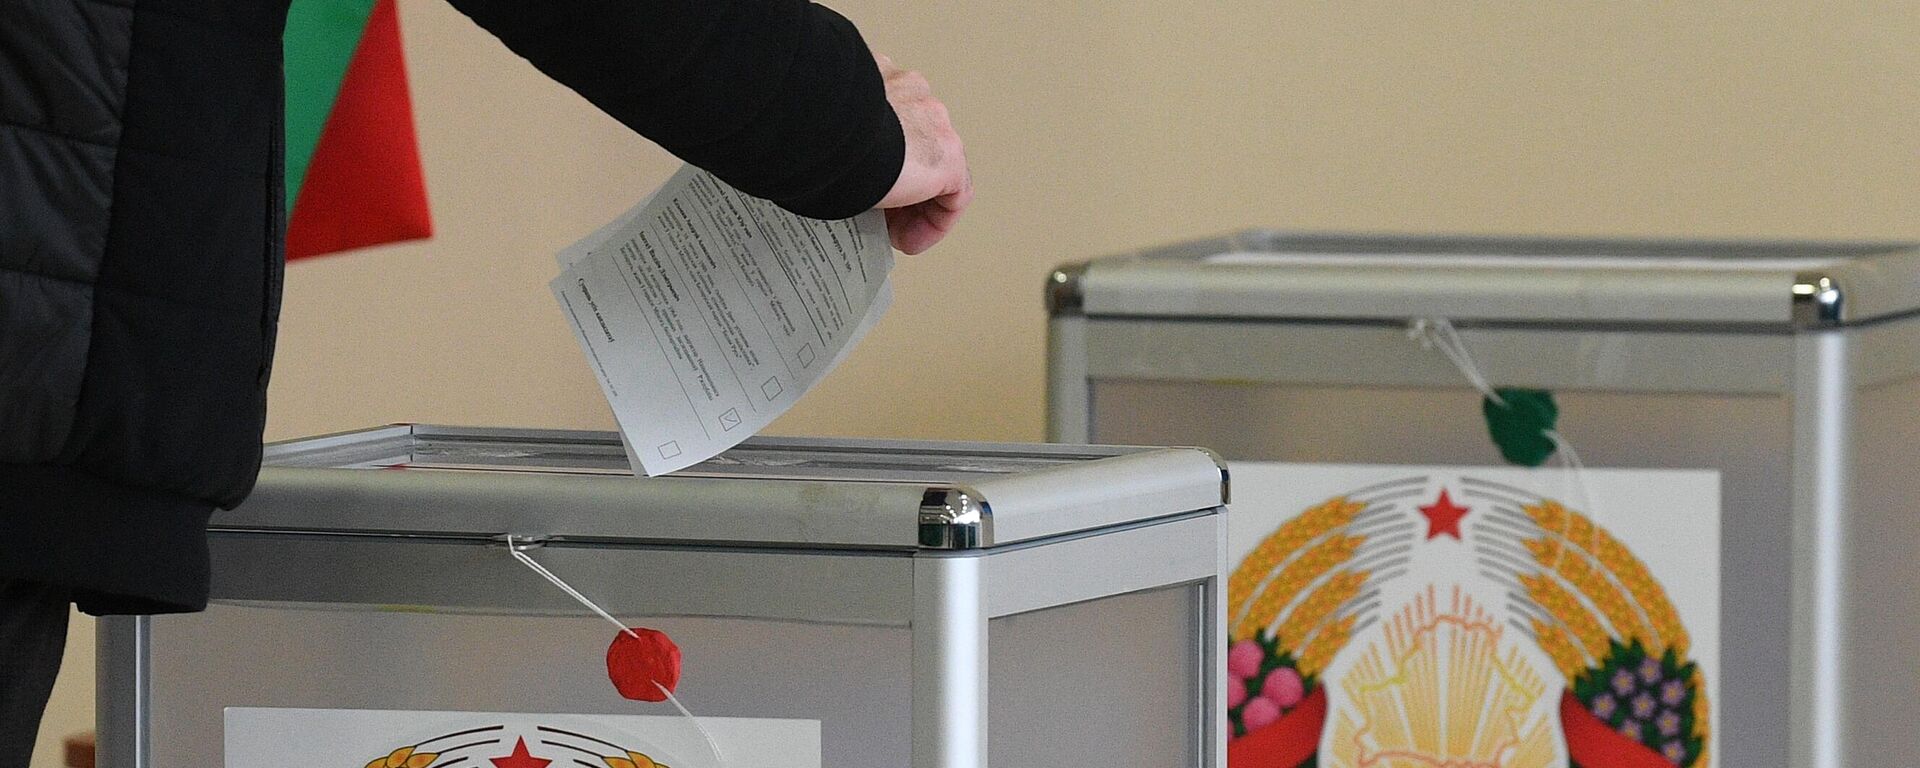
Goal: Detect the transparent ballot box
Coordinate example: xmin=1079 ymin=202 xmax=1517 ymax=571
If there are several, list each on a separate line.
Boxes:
xmin=97 ymin=425 xmax=1229 ymax=768
xmin=1045 ymin=232 xmax=1920 ymax=768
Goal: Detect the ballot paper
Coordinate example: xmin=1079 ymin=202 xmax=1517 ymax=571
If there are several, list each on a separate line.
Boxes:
xmin=553 ymin=166 xmax=893 ymax=475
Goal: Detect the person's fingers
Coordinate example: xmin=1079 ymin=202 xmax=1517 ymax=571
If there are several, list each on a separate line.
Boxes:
xmin=884 ymin=206 xmax=925 ymax=255
xmin=921 ymin=192 xmax=965 ymax=232
xmin=882 ymin=163 xmax=971 ymax=254
xmin=886 ymin=196 xmax=968 ymax=255
xmin=901 ymin=217 xmax=943 ymax=254
xmin=886 ymin=205 xmax=936 ymax=255
xmin=938 ymin=172 xmax=974 ymax=213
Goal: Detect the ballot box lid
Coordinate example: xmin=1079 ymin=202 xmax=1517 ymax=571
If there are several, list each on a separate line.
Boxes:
xmin=1048 ymin=230 xmax=1920 ymax=328
xmin=220 ymin=424 xmax=1228 ymax=550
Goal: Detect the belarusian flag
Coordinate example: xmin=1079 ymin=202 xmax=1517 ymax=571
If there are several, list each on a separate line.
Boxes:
xmin=284 ymin=0 xmax=432 ymax=259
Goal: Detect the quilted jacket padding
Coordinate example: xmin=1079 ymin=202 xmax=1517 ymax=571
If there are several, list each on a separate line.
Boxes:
xmin=0 ymin=0 xmax=902 ymax=614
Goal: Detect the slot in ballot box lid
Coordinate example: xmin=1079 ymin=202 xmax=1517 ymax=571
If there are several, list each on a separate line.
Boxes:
xmin=1047 ymin=230 xmax=1920 ymax=328
xmin=222 ymin=424 xmax=1228 ymax=550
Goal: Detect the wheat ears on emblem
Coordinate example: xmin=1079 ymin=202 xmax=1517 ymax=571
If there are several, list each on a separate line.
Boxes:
xmin=1226 ymin=487 xmax=1423 ymax=746
xmin=1520 ymin=501 xmax=1691 ymax=664
xmin=364 ymin=746 xmax=438 ymax=768
xmin=600 ymin=751 xmax=670 ymax=768
xmin=1478 ymin=494 xmax=1711 ymax=767
xmin=1229 ymin=497 xmax=1370 ymax=675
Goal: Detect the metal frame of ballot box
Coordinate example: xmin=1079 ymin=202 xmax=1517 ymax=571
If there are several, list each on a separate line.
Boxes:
xmin=97 ymin=425 xmax=1230 ymax=768
xmin=1044 ymin=230 xmax=1920 ymax=768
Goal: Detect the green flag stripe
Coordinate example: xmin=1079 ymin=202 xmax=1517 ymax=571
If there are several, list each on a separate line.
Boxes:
xmin=284 ymin=0 xmax=380 ymax=205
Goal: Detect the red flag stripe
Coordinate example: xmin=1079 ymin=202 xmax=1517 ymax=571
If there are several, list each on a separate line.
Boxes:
xmin=286 ymin=0 xmax=431 ymax=259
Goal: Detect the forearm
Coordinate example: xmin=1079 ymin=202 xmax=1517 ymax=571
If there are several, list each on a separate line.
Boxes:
xmin=446 ymin=0 xmax=905 ymax=219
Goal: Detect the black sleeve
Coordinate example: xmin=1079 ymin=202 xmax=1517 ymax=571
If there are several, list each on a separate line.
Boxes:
xmin=444 ymin=0 xmax=906 ymax=220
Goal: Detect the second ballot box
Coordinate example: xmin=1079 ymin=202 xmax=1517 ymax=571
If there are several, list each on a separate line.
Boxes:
xmin=1045 ymin=231 xmax=1920 ymax=768
xmin=96 ymin=425 xmax=1229 ymax=768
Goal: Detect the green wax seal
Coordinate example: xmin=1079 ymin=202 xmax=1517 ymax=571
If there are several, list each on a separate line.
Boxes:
xmin=1483 ymin=387 xmax=1558 ymax=467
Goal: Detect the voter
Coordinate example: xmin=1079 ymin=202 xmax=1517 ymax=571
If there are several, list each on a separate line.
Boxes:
xmin=0 ymin=0 xmax=971 ymax=761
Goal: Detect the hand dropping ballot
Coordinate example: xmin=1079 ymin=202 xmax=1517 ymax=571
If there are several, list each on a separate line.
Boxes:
xmin=553 ymin=166 xmax=892 ymax=475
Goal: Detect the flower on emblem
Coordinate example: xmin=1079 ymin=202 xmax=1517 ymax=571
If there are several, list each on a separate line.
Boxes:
xmin=1656 ymin=710 xmax=1683 ymax=737
xmin=1590 ymin=694 xmax=1617 ymax=720
xmin=1631 ymin=692 xmax=1657 ymax=719
xmin=1637 ymin=656 xmax=1663 ymax=685
xmin=1611 ymin=668 xmax=1637 ymax=696
xmin=1659 ymin=678 xmax=1687 ymax=707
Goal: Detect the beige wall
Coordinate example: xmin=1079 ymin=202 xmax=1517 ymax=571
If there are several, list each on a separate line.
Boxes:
xmin=33 ymin=0 xmax=1920 ymax=763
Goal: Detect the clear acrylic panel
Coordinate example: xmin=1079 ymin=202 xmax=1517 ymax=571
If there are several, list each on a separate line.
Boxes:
xmin=148 ymin=605 xmax=912 ymax=767
xmin=1091 ymin=379 xmax=1795 ymax=766
xmin=989 ymin=585 xmax=1203 ymax=768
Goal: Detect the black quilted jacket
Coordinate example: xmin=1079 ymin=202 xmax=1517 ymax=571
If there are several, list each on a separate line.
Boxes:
xmin=0 ymin=0 xmax=905 ymax=614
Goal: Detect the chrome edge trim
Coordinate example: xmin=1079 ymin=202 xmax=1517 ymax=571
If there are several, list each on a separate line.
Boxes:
xmin=1045 ymin=262 xmax=1089 ymax=317
xmin=1214 ymin=450 xmax=1233 ymax=506
xmin=1792 ymin=272 xmax=1845 ymax=328
xmin=918 ymin=486 xmax=992 ymax=549
xmin=260 ymin=423 xmax=418 ymax=467
xmin=1183 ymin=446 xmax=1232 ymax=506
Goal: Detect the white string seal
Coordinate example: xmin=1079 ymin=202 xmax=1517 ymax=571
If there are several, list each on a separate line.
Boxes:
xmin=1408 ymin=318 xmax=1601 ymax=571
xmin=504 ymin=535 xmax=729 ymax=767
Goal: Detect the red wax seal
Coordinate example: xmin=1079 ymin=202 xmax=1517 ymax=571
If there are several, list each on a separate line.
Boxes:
xmin=606 ymin=627 xmax=681 ymax=702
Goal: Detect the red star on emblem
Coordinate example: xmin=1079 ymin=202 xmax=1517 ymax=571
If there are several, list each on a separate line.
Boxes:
xmin=491 ymin=738 xmax=551 ymax=768
xmin=1419 ymin=489 xmax=1470 ymax=541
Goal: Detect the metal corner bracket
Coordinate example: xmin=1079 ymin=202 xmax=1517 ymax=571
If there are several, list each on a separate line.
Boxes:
xmin=1791 ymin=272 xmax=1845 ymax=328
xmin=918 ymin=486 xmax=992 ymax=549
xmin=1190 ymin=446 xmax=1232 ymax=506
xmin=1045 ymin=262 xmax=1089 ymax=317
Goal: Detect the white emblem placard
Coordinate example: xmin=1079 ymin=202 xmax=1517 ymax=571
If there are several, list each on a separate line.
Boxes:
xmin=1224 ymin=463 xmax=1719 ymax=768
xmin=225 ymin=708 xmax=820 ymax=768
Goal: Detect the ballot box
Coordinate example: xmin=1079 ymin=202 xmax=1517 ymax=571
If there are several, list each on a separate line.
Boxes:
xmin=96 ymin=425 xmax=1228 ymax=768
xmin=1044 ymin=231 xmax=1920 ymax=768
